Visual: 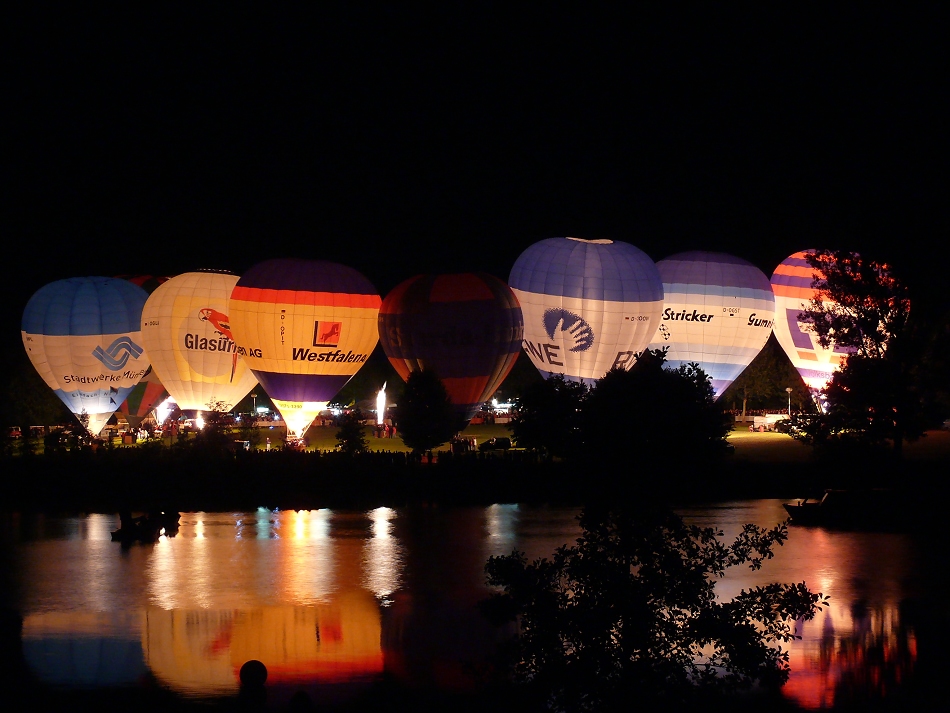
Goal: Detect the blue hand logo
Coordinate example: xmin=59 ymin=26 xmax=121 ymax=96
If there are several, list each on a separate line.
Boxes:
xmin=92 ymin=336 xmax=144 ymax=371
xmin=543 ymin=308 xmax=594 ymax=352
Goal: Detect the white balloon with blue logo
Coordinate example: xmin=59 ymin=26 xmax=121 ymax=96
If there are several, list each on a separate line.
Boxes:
xmin=21 ymin=277 xmax=151 ymax=436
xmin=508 ymin=237 xmax=665 ymax=384
xmin=648 ymin=251 xmax=776 ymax=399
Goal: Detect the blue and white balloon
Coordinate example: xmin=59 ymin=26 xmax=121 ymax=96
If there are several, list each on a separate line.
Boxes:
xmin=21 ymin=277 xmax=151 ymax=435
xmin=508 ymin=237 xmax=664 ymax=384
xmin=649 ymin=251 xmax=775 ymax=398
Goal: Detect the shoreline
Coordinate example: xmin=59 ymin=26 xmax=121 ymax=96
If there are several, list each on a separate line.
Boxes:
xmin=2 ymin=437 xmax=946 ymax=519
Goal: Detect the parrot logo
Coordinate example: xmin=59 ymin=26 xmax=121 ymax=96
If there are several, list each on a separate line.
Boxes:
xmin=199 ymin=308 xmax=238 ymax=382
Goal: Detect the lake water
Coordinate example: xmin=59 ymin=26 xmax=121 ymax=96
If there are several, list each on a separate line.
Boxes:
xmin=0 ymin=500 xmax=937 ymax=709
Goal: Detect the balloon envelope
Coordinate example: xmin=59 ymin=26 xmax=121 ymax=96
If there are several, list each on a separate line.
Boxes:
xmin=377 ymin=273 xmax=524 ymax=427
xmin=649 ymin=251 xmax=776 ymax=398
xmin=116 ymin=367 xmax=168 ymax=429
xmin=21 ymin=276 xmax=151 ymax=435
xmin=229 ymin=259 xmax=381 ymax=437
xmin=771 ymin=250 xmax=852 ymax=391
xmin=115 ymin=275 xmax=170 ymax=428
xmin=508 ymin=237 xmax=664 ymax=384
xmin=115 ymin=274 xmax=170 ymax=294
xmin=140 ymin=270 xmax=258 ymax=412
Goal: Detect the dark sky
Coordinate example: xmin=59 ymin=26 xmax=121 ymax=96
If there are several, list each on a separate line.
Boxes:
xmin=3 ymin=4 xmax=947 ymax=340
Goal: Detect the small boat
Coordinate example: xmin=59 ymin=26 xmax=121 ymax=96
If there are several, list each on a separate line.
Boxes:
xmin=111 ymin=511 xmax=180 ymax=543
xmin=783 ymin=489 xmax=909 ymax=530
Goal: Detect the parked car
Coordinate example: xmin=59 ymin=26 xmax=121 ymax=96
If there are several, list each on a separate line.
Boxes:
xmin=478 ymin=436 xmax=512 ymax=451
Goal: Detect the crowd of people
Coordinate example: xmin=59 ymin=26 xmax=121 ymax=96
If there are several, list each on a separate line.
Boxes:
xmin=373 ymin=422 xmax=397 ymax=439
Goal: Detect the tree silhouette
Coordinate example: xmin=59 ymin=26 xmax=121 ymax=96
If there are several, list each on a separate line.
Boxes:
xmin=394 ymin=367 xmax=457 ymax=454
xmin=582 ymin=350 xmax=731 ymax=466
xmin=509 ymin=374 xmax=588 ymax=460
xmin=800 ymin=249 xmax=910 ymax=359
xmin=484 ymin=505 xmax=826 ymax=712
xmin=335 ymin=408 xmax=369 ymax=455
xmin=797 ymin=250 xmax=927 ymax=455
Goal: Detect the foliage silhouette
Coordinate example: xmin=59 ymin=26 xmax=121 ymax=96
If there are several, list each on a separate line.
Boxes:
xmin=582 ymin=350 xmax=731 ymax=466
xmin=507 ymin=350 xmax=730 ymax=469
xmin=335 ymin=408 xmax=369 ymax=455
xmin=0 ymin=344 xmax=72 ymax=446
xmin=484 ymin=505 xmax=827 ymax=712
xmin=180 ymin=399 xmax=236 ymax=456
xmin=796 ymin=249 xmax=927 ymax=456
xmin=800 ymin=249 xmax=910 ymax=359
xmin=508 ymin=374 xmax=588 ymax=460
xmin=394 ymin=367 xmax=457 ymax=453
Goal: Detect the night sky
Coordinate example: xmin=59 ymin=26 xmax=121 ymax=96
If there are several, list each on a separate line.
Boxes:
xmin=3 ymin=4 xmax=947 ymax=343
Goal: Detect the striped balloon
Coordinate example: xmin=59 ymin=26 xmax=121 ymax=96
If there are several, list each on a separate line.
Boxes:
xmin=229 ymin=259 xmax=381 ymax=438
xmin=508 ymin=237 xmax=664 ymax=384
xmin=21 ymin=277 xmax=151 ymax=435
xmin=115 ymin=274 xmax=170 ymax=428
xmin=116 ymin=369 xmax=168 ymax=429
xmin=771 ymin=250 xmax=853 ymax=391
xmin=648 ymin=251 xmax=775 ymax=398
xmin=377 ymin=273 xmax=524 ymax=428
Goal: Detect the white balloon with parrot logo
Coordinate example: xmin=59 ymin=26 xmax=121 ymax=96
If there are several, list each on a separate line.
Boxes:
xmin=508 ymin=237 xmax=664 ymax=385
xmin=648 ymin=251 xmax=776 ymax=398
xmin=21 ymin=276 xmax=151 ymax=436
xmin=139 ymin=270 xmax=258 ymax=413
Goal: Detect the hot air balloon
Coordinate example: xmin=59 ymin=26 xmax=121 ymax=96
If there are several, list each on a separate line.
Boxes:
xmin=115 ymin=273 xmax=169 ymax=294
xmin=21 ymin=276 xmax=151 ymax=436
xmin=114 ymin=275 xmax=170 ymax=429
xmin=228 ymin=259 xmax=381 ymax=439
xmin=508 ymin=237 xmax=664 ymax=384
xmin=116 ymin=367 xmax=168 ymax=430
xmin=771 ymin=250 xmax=853 ymax=392
xmin=648 ymin=251 xmax=776 ymax=398
xmin=377 ymin=273 xmax=524 ymax=428
xmin=139 ymin=270 xmax=258 ymax=417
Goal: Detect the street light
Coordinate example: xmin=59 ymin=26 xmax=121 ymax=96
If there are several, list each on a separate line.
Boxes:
xmin=251 ymin=393 xmax=257 ymax=413
xmin=786 ymin=387 xmax=793 ymax=416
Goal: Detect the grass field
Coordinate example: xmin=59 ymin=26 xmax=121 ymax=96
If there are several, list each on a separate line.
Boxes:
xmin=298 ymin=421 xmax=950 ymax=462
xmin=299 ymin=422 xmax=510 ymax=453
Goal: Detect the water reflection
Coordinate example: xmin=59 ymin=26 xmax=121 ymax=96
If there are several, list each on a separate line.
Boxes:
xmin=362 ymin=507 xmax=401 ymax=599
xmin=22 ymin=611 xmax=147 ymax=687
xmin=783 ymin=600 xmax=918 ymax=709
xmin=1 ymin=502 xmax=932 ymax=707
xmin=680 ymin=500 xmax=923 ymax=709
xmin=142 ymin=594 xmax=382 ymax=697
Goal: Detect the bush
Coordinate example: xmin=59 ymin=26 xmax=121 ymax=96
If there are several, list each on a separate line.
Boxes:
xmin=484 ymin=505 xmax=826 ymax=712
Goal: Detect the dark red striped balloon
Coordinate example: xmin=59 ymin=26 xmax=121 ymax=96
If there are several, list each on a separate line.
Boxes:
xmin=378 ymin=273 xmax=524 ymax=428
xmin=115 ymin=274 xmax=169 ymax=294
